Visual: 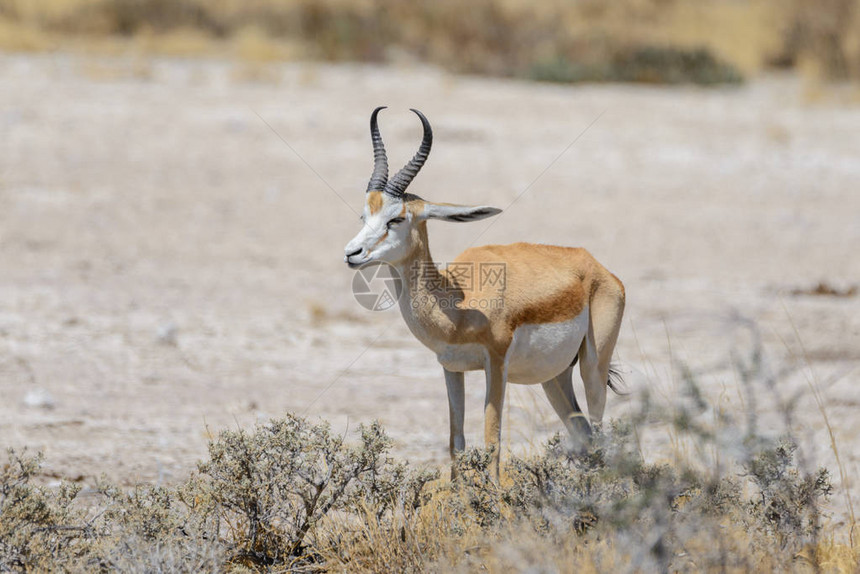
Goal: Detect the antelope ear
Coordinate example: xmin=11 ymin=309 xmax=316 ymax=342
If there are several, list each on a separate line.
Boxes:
xmin=419 ymin=202 xmax=502 ymax=223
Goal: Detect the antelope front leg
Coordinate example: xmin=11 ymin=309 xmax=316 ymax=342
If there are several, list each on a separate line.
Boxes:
xmin=483 ymin=358 xmax=506 ymax=481
xmin=444 ymin=369 xmax=466 ymax=466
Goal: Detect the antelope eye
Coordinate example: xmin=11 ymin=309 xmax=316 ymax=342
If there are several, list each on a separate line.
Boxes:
xmin=387 ymin=217 xmax=405 ymax=228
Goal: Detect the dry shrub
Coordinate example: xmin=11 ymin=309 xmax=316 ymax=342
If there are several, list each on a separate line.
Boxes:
xmin=193 ymin=415 xmax=432 ymax=569
xmin=0 ymin=449 xmax=224 ymax=572
xmin=93 ymin=479 xmax=224 ymax=572
xmin=0 ymin=418 xmax=435 ymax=572
xmin=0 ymin=368 xmax=855 ymax=573
xmin=424 ymin=427 xmax=832 ymax=572
xmin=318 ymin=338 xmax=851 ymax=572
xmin=0 ymin=450 xmax=96 ymax=571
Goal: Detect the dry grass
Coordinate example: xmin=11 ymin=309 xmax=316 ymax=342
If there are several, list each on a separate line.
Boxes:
xmin=2 ymin=361 xmax=858 ymax=572
xmin=1 ymin=0 xmax=859 ymax=83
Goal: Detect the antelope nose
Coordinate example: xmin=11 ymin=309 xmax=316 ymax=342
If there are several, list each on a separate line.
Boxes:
xmin=345 ymin=247 xmax=363 ymax=261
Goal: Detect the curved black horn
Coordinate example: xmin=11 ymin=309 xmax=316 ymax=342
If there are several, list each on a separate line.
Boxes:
xmin=366 ymin=106 xmax=389 ymax=193
xmin=384 ymin=108 xmax=432 ymax=198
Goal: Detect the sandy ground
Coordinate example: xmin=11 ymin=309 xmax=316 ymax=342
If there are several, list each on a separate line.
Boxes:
xmin=1 ymin=54 xmax=858 ymax=528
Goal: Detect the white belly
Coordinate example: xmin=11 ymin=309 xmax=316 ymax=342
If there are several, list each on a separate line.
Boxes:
xmin=436 ymin=343 xmax=487 ymax=372
xmin=434 ymin=308 xmax=590 ymax=384
xmin=505 ymin=308 xmax=589 ymax=384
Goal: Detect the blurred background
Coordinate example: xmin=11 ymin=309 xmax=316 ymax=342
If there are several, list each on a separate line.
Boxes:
xmin=0 ymin=0 xmax=858 ymax=530
xmin=2 ymin=0 xmax=860 ymax=85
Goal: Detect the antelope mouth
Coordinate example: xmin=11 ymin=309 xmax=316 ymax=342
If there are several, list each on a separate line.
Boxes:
xmin=345 ymin=256 xmax=371 ymax=269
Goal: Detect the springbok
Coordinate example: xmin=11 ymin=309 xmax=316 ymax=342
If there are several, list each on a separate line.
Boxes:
xmin=344 ymin=107 xmax=625 ymax=478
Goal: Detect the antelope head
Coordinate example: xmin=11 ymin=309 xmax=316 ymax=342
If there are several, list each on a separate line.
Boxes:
xmin=344 ymin=107 xmax=501 ymax=269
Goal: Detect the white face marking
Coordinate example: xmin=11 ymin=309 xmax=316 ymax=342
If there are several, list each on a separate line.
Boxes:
xmin=505 ymin=307 xmax=590 ymax=385
xmin=344 ymin=195 xmax=413 ymax=268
